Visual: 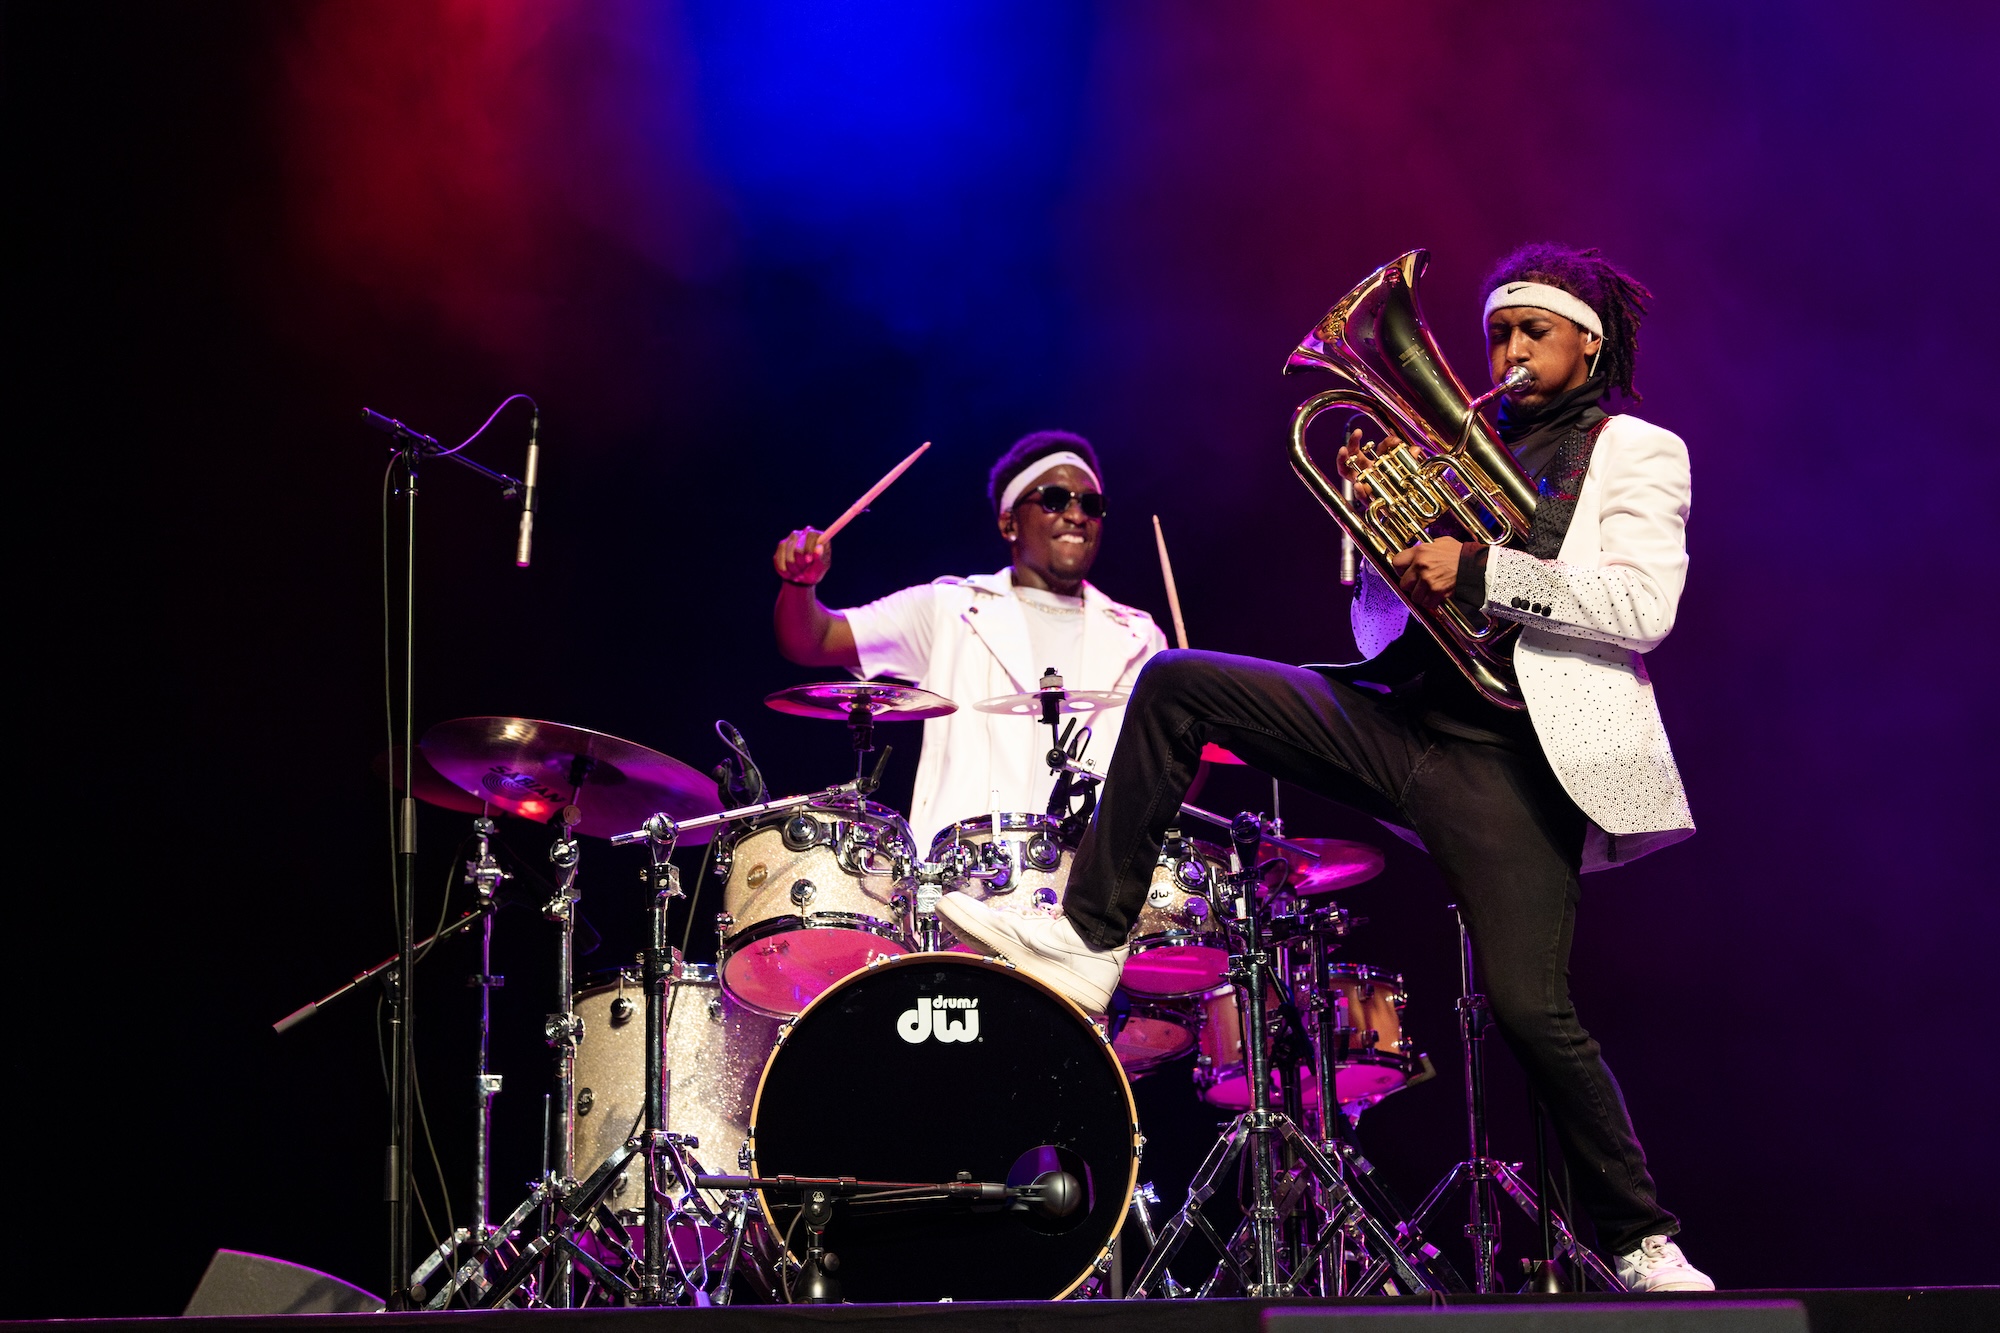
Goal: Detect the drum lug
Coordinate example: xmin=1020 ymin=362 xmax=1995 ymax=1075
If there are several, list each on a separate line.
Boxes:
xmin=790 ymin=879 xmax=818 ymax=908
xmin=781 ymin=813 xmax=821 ymax=852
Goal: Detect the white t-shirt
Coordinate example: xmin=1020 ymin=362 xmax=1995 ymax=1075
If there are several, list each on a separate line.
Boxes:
xmin=842 ymin=569 xmax=1166 ymax=848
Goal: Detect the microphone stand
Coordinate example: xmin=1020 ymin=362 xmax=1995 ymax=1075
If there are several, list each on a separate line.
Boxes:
xmin=366 ymin=407 xmax=526 ymax=1309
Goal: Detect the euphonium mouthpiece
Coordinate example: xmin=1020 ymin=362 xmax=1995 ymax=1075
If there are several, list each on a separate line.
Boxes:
xmin=1467 ymin=365 xmax=1535 ymax=412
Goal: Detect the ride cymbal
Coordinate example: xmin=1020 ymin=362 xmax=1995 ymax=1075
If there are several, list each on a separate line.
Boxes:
xmin=1262 ymin=837 xmax=1386 ymax=894
xmin=420 ymin=717 xmax=722 ymax=841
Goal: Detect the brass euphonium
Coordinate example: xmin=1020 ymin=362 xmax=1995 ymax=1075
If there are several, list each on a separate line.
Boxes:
xmin=1285 ymin=249 xmax=1539 ymax=710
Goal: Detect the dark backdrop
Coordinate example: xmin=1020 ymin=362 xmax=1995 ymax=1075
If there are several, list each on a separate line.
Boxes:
xmin=10 ymin=1 xmax=1998 ymax=1317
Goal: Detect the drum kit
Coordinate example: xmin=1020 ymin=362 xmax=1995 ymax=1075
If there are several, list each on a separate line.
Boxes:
xmin=293 ymin=671 xmax=1593 ymax=1308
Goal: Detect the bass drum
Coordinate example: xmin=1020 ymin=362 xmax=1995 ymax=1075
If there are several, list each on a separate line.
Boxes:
xmin=749 ymin=955 xmax=1137 ymax=1302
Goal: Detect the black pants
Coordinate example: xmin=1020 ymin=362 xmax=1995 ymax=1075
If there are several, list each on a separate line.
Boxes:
xmin=1065 ymin=649 xmax=1677 ymax=1256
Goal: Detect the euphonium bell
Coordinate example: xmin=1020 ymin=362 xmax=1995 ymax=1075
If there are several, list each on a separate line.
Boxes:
xmin=1285 ymin=250 xmax=1540 ymax=710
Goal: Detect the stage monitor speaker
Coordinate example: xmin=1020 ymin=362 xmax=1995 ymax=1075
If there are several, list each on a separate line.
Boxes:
xmin=183 ymin=1249 xmax=385 ymax=1316
xmin=1264 ymin=1303 xmax=1808 ymax=1333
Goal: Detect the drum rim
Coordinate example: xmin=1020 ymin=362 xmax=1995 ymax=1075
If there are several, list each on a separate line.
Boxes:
xmin=575 ymin=951 xmax=697 ymax=997
xmin=720 ymin=910 xmax=908 ymax=953
xmin=727 ymin=795 xmax=913 ymax=835
xmin=928 ymin=810 xmax=1062 ymax=850
xmin=746 ymin=950 xmax=1139 ymax=1301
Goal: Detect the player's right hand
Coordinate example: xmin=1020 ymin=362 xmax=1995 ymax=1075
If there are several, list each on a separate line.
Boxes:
xmin=774 ymin=528 xmax=832 ymax=585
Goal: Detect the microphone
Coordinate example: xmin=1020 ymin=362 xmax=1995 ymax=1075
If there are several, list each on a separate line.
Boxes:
xmin=713 ymin=719 xmax=765 ymax=806
xmin=514 ymin=409 xmax=540 ymax=568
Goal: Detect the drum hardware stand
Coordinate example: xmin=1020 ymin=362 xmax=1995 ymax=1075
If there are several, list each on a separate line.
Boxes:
xmin=364 ymin=404 xmax=530 ymax=1308
xmin=542 ymin=796 xmax=588 ymax=1308
xmin=469 ymin=817 xmax=509 ymax=1248
xmin=1125 ymin=813 xmax=1445 ymax=1299
xmin=1289 ymin=903 xmax=1456 ymax=1297
xmin=1402 ymin=905 xmax=1623 ymax=1293
xmin=1125 ymin=1183 xmax=1187 ymax=1298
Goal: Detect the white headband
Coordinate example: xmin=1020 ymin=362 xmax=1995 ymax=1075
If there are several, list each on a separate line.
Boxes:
xmin=1484 ymin=281 xmax=1602 ymax=339
xmin=999 ymin=450 xmax=1103 ymax=515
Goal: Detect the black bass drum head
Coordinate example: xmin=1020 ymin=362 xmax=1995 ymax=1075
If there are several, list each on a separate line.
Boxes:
xmin=750 ymin=953 xmax=1137 ymax=1301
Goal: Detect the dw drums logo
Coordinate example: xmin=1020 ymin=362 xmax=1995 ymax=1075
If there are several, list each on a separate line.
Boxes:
xmin=897 ymin=996 xmax=980 ymax=1044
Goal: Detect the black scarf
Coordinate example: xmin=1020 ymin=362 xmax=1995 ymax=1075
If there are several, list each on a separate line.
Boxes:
xmin=1496 ymin=375 xmax=1608 ymax=560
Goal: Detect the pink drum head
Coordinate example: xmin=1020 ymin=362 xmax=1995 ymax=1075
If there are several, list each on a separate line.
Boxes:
xmin=1201 ymin=1061 xmax=1410 ymax=1111
xmin=1122 ymin=942 xmax=1230 ymax=997
xmin=722 ymin=928 xmax=907 ymax=1017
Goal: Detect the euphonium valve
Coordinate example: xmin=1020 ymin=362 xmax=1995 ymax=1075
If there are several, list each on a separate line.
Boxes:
xmin=1284 ymin=250 xmax=1541 ymax=710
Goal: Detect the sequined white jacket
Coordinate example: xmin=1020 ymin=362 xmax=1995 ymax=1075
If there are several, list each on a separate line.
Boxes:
xmin=1350 ymin=413 xmax=1695 ymax=870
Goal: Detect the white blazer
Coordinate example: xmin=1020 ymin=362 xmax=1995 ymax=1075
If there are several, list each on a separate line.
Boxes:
xmin=1348 ymin=414 xmax=1695 ymax=870
xmin=847 ymin=570 xmax=1167 ymax=848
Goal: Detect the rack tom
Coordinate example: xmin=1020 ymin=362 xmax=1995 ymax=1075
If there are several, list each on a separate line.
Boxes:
xmin=717 ymin=798 xmax=915 ymax=1016
xmin=1194 ymin=964 xmax=1418 ymax=1112
xmin=1123 ymin=833 xmax=1233 ymax=996
xmin=928 ymin=812 xmax=1072 ymax=933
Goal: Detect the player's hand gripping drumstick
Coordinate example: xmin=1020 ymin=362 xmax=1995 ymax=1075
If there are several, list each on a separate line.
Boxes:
xmin=774 ymin=441 xmax=931 ymax=586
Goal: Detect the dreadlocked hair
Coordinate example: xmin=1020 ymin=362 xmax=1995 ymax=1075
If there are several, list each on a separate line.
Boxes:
xmin=1482 ymin=243 xmax=1653 ymax=401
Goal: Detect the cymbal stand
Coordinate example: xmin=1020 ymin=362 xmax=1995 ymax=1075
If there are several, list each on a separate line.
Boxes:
xmin=541 ymin=799 xmax=587 ymax=1307
xmin=635 ymin=812 xmax=686 ymax=1303
xmin=1401 ymin=906 xmax=1622 ymax=1292
xmin=468 ymin=817 xmax=509 ymax=1248
xmin=1124 ymin=813 xmax=1444 ymax=1299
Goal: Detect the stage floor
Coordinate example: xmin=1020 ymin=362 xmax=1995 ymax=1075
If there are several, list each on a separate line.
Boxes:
xmin=9 ymin=1289 xmax=1995 ymax=1333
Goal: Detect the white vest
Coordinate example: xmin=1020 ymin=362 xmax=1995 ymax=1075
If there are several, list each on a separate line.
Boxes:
xmin=856 ymin=570 xmax=1165 ymax=848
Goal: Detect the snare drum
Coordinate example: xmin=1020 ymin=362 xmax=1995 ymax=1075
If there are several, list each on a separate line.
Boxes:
xmin=928 ymin=813 xmax=1072 ymax=931
xmin=717 ymin=798 xmax=915 ymax=1016
xmin=1123 ymin=833 xmax=1232 ymax=996
xmin=1194 ymin=964 xmax=1418 ymax=1112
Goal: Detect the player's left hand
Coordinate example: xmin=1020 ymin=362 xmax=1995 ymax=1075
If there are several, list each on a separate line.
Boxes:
xmin=1391 ymin=538 xmax=1462 ymax=611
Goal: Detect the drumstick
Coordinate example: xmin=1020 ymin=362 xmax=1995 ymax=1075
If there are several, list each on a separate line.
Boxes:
xmin=1153 ymin=515 xmax=1190 ymax=650
xmin=819 ymin=441 xmax=931 ymax=543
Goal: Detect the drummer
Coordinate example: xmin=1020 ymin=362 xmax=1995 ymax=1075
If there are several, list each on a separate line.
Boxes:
xmin=772 ymin=430 xmax=1168 ymax=846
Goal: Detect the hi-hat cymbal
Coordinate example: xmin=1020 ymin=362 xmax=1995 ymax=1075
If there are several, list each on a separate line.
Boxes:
xmin=374 ymin=745 xmax=491 ymax=816
xmin=1261 ymin=837 xmax=1386 ymax=894
xmin=764 ymin=681 xmax=957 ymax=721
xmin=971 ymin=689 xmax=1128 ymax=717
xmin=1200 ymin=743 xmax=1245 ymax=765
xmin=420 ymin=717 xmax=723 ymax=842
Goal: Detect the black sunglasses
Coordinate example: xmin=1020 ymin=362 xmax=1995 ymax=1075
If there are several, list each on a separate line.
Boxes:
xmin=1018 ymin=485 xmax=1107 ymax=519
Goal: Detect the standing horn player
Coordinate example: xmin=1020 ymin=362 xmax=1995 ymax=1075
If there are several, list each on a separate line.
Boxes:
xmin=937 ymin=245 xmax=1715 ymax=1293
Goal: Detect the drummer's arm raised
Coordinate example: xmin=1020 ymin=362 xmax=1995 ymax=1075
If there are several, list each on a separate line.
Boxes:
xmin=774 ymin=528 xmax=861 ymax=669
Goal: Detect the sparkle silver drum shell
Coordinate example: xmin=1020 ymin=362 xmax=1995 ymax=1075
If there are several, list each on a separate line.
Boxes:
xmin=748 ymin=954 xmax=1139 ymax=1302
xmin=717 ymin=798 xmax=915 ymax=1017
xmin=1123 ymin=835 xmax=1232 ymax=997
xmin=928 ymin=812 xmax=1072 ymax=936
xmin=570 ymin=963 xmax=782 ymax=1214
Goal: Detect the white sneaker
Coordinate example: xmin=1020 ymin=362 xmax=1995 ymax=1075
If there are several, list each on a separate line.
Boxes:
xmin=934 ymin=892 xmax=1128 ymax=1013
xmin=1616 ymin=1235 xmax=1714 ymax=1292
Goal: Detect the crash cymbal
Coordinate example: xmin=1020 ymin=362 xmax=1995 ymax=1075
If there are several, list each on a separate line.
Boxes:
xmin=1200 ymin=743 xmax=1245 ymax=765
xmin=971 ymin=689 xmax=1128 ymax=717
xmin=373 ymin=745 xmax=490 ymax=816
xmin=419 ymin=717 xmax=723 ymax=842
xmin=764 ymin=681 xmax=957 ymax=721
xmin=1261 ymin=837 xmax=1386 ymax=894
